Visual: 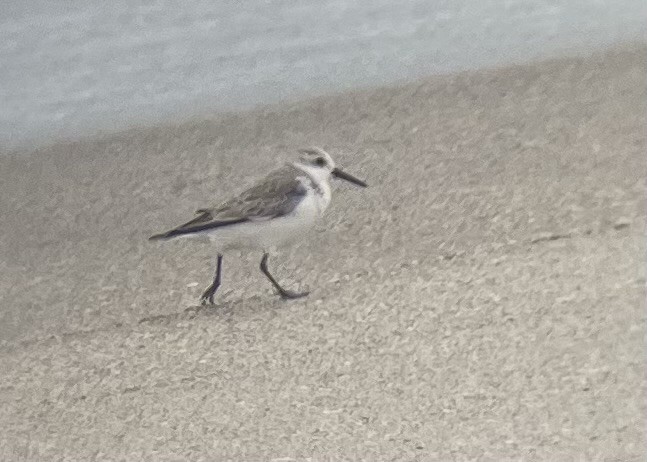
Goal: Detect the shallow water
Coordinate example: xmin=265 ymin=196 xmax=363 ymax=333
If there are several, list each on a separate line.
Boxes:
xmin=1 ymin=0 xmax=645 ymax=148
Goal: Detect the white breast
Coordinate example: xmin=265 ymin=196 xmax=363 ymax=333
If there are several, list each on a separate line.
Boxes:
xmin=293 ymin=164 xmax=332 ymax=214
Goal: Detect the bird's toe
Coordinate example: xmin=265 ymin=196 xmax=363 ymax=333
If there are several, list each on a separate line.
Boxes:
xmin=279 ymin=289 xmax=309 ymax=300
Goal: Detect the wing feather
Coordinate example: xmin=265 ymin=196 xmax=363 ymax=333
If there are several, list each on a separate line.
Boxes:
xmin=149 ymin=165 xmax=307 ymax=240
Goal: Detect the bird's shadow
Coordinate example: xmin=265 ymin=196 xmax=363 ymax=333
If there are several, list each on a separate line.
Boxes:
xmin=3 ymin=295 xmax=290 ymax=354
xmin=137 ymin=293 xmax=282 ymax=327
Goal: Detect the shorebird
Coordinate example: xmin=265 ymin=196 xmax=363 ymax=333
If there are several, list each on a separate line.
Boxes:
xmin=149 ymin=147 xmax=367 ymax=304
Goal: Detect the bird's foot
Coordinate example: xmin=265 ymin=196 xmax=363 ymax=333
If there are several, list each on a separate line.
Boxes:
xmin=278 ymin=288 xmax=309 ymax=300
xmin=200 ymin=287 xmax=217 ymax=305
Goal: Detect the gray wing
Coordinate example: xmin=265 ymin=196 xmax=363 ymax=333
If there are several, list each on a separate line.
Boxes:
xmin=211 ymin=165 xmax=307 ymax=220
xmin=149 ymin=165 xmax=307 ymax=240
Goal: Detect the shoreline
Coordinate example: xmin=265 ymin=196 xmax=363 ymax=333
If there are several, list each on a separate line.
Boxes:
xmin=2 ymin=41 xmax=645 ymax=155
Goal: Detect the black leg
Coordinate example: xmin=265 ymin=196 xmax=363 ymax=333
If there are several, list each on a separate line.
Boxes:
xmin=259 ymin=253 xmax=309 ymax=300
xmin=200 ymin=254 xmax=223 ymax=305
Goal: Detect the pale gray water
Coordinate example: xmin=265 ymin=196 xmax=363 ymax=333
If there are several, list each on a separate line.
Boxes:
xmin=1 ymin=0 xmax=645 ymax=149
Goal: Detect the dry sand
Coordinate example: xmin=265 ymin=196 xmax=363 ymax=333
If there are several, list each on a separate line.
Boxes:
xmin=0 ymin=45 xmax=645 ymax=460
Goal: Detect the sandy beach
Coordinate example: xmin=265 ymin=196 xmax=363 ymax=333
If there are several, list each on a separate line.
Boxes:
xmin=0 ymin=45 xmax=645 ymax=460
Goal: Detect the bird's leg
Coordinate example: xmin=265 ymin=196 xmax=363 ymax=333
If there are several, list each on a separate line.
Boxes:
xmin=200 ymin=254 xmax=223 ymax=305
xmin=259 ymin=253 xmax=309 ymax=300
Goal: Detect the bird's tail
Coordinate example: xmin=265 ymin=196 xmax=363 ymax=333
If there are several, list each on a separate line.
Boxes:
xmin=149 ymin=217 xmax=248 ymax=242
xmin=149 ymin=231 xmax=174 ymax=241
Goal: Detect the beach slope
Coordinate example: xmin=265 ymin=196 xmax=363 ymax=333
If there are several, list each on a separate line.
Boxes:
xmin=0 ymin=46 xmax=645 ymax=460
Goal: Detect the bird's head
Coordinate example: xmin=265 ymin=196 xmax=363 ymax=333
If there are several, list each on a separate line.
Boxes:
xmin=297 ymin=146 xmax=367 ymax=188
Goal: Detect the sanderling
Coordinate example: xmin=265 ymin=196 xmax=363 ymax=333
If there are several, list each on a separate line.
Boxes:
xmin=149 ymin=146 xmax=367 ymax=304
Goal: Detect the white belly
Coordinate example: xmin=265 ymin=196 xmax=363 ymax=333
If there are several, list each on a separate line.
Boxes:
xmin=204 ymin=189 xmax=326 ymax=251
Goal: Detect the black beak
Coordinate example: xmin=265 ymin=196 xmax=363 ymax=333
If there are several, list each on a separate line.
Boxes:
xmin=331 ymin=167 xmax=368 ymax=188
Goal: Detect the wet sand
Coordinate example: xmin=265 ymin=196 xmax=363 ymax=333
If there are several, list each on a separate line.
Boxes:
xmin=0 ymin=45 xmax=645 ymax=460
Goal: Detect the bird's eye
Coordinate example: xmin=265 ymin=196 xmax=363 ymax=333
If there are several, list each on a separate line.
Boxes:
xmin=315 ymin=157 xmax=326 ymax=166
